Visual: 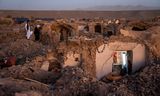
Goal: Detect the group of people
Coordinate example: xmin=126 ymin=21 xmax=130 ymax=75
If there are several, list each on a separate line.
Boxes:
xmin=25 ymin=20 xmax=41 ymax=41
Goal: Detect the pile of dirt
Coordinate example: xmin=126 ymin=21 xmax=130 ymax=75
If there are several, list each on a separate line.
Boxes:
xmin=0 ymin=61 xmax=60 ymax=83
xmin=0 ymin=27 xmax=24 ymax=44
xmin=101 ymin=63 xmax=160 ymax=96
xmin=147 ymin=26 xmax=160 ymax=58
xmin=52 ymin=67 xmax=100 ymax=96
xmin=52 ymin=63 xmax=160 ymax=96
xmin=0 ymin=39 xmax=46 ymax=64
xmin=0 ymin=17 xmax=13 ymax=25
xmin=0 ymin=61 xmax=160 ymax=96
xmin=0 ymin=57 xmax=62 ymax=96
xmin=128 ymin=20 xmax=151 ymax=31
xmin=8 ymin=39 xmax=44 ymax=56
xmin=0 ymin=78 xmax=52 ymax=96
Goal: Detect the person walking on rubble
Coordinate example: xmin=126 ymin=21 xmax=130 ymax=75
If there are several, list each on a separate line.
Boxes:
xmin=34 ymin=25 xmax=41 ymax=41
xmin=25 ymin=20 xmax=30 ymax=32
xmin=25 ymin=20 xmax=33 ymax=39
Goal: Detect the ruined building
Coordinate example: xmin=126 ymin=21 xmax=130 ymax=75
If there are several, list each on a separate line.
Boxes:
xmin=57 ymin=37 xmax=147 ymax=79
xmin=39 ymin=18 xmax=149 ymax=80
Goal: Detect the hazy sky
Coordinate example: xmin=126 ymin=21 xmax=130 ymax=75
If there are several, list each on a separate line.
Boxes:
xmin=0 ymin=0 xmax=160 ymax=10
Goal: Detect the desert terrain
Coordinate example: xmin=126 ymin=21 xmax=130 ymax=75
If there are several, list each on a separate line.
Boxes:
xmin=0 ymin=10 xmax=160 ymax=96
xmin=1 ymin=10 xmax=160 ymax=19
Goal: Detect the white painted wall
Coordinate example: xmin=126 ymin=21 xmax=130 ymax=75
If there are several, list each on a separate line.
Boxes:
xmin=96 ymin=44 xmax=114 ymax=79
xmin=96 ymin=43 xmax=146 ymax=79
xmin=132 ymin=44 xmax=146 ymax=73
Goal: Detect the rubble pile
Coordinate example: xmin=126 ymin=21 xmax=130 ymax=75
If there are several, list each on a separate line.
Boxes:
xmin=0 ymin=16 xmax=160 ymax=96
xmin=149 ymin=26 xmax=160 ymax=58
xmin=0 ymin=28 xmax=24 ymax=44
xmin=101 ymin=63 xmax=160 ymax=96
xmin=52 ymin=63 xmax=160 ymax=96
xmin=52 ymin=67 xmax=100 ymax=96
xmin=8 ymin=39 xmax=44 ymax=56
xmin=128 ymin=20 xmax=151 ymax=31
xmin=0 ymin=77 xmax=52 ymax=96
xmin=0 ymin=17 xmax=13 ymax=25
xmin=0 ymin=57 xmax=62 ymax=96
xmin=0 ymin=64 xmax=59 ymax=84
xmin=0 ymin=39 xmax=46 ymax=64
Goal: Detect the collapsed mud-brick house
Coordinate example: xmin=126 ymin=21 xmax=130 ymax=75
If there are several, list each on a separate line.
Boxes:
xmin=41 ymin=22 xmax=76 ymax=45
xmin=58 ymin=37 xmax=148 ymax=79
xmin=96 ymin=41 xmax=147 ymax=79
xmin=87 ymin=20 xmax=120 ymax=38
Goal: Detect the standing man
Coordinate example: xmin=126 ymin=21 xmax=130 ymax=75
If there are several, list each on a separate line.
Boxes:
xmin=25 ymin=20 xmax=30 ymax=32
xmin=34 ymin=25 xmax=41 ymax=41
xmin=25 ymin=20 xmax=33 ymax=39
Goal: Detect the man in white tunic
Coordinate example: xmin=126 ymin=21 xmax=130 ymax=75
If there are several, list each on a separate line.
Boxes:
xmin=25 ymin=21 xmax=33 ymax=39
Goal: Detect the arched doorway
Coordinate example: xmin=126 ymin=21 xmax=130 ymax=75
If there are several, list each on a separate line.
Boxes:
xmin=95 ymin=24 xmax=101 ymax=33
xmin=59 ymin=24 xmax=73 ymax=42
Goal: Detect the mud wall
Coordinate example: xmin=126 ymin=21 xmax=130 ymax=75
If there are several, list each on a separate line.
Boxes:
xmin=132 ymin=44 xmax=146 ymax=73
xmin=96 ymin=44 xmax=113 ymax=79
xmin=82 ymin=47 xmax=96 ymax=77
xmin=96 ymin=43 xmax=146 ymax=79
xmin=120 ymin=29 xmax=151 ymax=40
xmin=64 ymin=52 xmax=80 ymax=67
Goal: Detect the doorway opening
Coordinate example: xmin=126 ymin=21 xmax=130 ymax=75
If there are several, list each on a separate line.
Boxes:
xmin=95 ymin=24 xmax=101 ymax=33
xmin=107 ymin=31 xmax=113 ymax=37
xmin=112 ymin=50 xmax=133 ymax=76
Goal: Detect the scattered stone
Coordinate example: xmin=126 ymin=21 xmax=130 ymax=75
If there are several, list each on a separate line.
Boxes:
xmin=41 ymin=61 xmax=50 ymax=71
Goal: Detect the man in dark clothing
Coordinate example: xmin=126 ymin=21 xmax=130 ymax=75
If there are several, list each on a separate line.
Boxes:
xmin=34 ymin=25 xmax=41 ymax=41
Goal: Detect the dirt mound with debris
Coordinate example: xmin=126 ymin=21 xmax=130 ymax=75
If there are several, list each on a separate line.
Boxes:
xmin=52 ymin=67 xmax=100 ymax=96
xmin=0 ymin=58 xmax=61 ymax=96
xmin=0 ymin=78 xmax=52 ymax=96
xmin=0 ymin=63 xmax=160 ymax=96
xmin=148 ymin=26 xmax=160 ymax=58
xmin=8 ymin=39 xmax=44 ymax=56
xmin=0 ymin=39 xmax=44 ymax=57
xmin=52 ymin=63 xmax=160 ymax=96
xmin=0 ymin=17 xmax=13 ymax=25
xmin=128 ymin=20 xmax=151 ymax=31
xmin=101 ymin=63 xmax=160 ymax=96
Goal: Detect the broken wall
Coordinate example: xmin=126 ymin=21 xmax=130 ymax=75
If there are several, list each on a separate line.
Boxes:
xmin=96 ymin=42 xmax=146 ymax=79
xmin=132 ymin=44 xmax=146 ymax=73
xmin=120 ymin=29 xmax=151 ymax=40
xmin=63 ymin=51 xmax=80 ymax=67
xmin=96 ymin=44 xmax=113 ymax=79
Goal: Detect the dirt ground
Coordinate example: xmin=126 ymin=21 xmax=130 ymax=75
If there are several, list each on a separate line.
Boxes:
xmin=0 ymin=10 xmax=160 ymax=19
xmin=0 ymin=16 xmax=160 ymax=96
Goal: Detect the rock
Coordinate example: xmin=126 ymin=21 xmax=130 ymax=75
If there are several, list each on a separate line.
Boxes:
xmin=5 ymin=56 xmax=16 ymax=67
xmin=35 ymin=56 xmax=43 ymax=62
xmin=46 ymin=51 xmax=55 ymax=61
xmin=15 ymin=91 xmax=42 ymax=96
xmin=41 ymin=61 xmax=50 ymax=71
xmin=15 ymin=93 xmax=28 ymax=96
xmin=0 ymin=51 xmax=6 ymax=57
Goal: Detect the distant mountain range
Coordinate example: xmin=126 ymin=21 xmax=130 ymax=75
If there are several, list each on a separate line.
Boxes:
xmin=77 ymin=5 xmax=160 ymax=11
